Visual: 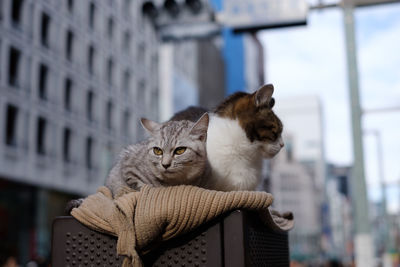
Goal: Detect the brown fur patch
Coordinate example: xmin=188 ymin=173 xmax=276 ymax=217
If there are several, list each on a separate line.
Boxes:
xmin=214 ymin=92 xmax=283 ymax=143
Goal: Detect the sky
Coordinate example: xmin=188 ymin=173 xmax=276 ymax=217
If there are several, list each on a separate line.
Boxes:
xmin=259 ymin=2 xmax=400 ymax=213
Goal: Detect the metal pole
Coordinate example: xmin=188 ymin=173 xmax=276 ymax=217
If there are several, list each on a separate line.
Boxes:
xmin=342 ymin=1 xmax=374 ymax=266
xmin=374 ymin=131 xmax=388 ymax=223
xmin=366 ymin=130 xmax=391 ymax=257
xmin=373 ymin=131 xmax=393 ymax=267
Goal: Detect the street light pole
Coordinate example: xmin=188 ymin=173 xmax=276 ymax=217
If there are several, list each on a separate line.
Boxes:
xmin=342 ymin=1 xmax=374 ymax=266
xmin=365 ymin=130 xmax=391 ymax=262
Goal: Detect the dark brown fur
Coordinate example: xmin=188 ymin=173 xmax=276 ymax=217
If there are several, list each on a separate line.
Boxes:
xmin=214 ymin=91 xmax=282 ymax=143
xmin=170 ymin=106 xmax=208 ymax=122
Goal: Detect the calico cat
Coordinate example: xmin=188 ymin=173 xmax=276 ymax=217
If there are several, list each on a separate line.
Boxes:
xmin=105 ymin=113 xmax=209 ymax=197
xmin=170 ymin=84 xmax=284 ymax=191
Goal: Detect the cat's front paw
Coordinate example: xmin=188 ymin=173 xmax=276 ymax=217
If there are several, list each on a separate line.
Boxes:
xmin=65 ymin=198 xmax=84 ymax=214
xmin=125 ymin=177 xmax=145 ymax=191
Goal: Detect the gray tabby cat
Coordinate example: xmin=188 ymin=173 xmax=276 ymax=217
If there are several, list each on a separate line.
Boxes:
xmin=105 ymin=113 xmax=209 ymax=197
xmin=65 ymin=113 xmax=209 ymax=211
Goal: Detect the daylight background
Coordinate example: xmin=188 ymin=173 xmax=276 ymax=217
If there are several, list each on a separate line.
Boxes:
xmin=260 ymin=2 xmax=400 ymax=213
xmin=0 ymin=0 xmax=399 ymax=266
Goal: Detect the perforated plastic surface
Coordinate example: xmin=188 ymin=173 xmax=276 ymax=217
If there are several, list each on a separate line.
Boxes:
xmin=143 ymin=227 xmax=221 ymax=267
xmin=52 ymin=216 xmax=222 ymax=267
xmin=52 ymin=217 xmax=123 ymax=266
xmin=245 ymin=213 xmax=289 ymax=267
xmin=52 ymin=211 xmax=289 ymax=267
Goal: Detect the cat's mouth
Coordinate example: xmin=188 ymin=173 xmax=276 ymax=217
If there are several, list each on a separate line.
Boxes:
xmin=161 ymin=170 xmax=178 ymax=177
xmin=159 ymin=171 xmax=187 ymax=185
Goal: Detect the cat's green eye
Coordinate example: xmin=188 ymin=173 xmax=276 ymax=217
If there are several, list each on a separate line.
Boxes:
xmin=174 ymin=147 xmax=186 ymax=155
xmin=153 ymin=147 xmax=163 ymax=156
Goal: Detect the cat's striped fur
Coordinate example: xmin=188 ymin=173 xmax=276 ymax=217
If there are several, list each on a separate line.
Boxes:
xmin=105 ymin=114 xmax=209 ymax=197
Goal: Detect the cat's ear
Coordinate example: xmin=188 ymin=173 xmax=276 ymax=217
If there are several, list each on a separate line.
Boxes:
xmin=189 ymin=113 xmax=209 ymax=142
xmin=254 ymin=84 xmax=274 ymax=108
xmin=140 ymin=118 xmax=160 ymax=135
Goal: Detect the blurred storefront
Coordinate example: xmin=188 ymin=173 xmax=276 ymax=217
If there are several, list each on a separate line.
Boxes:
xmin=0 ymin=178 xmax=78 ymax=264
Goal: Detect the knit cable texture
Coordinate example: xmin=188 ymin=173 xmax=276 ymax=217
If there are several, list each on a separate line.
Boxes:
xmin=71 ymin=185 xmax=293 ymax=267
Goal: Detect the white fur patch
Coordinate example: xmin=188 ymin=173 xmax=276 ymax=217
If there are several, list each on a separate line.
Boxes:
xmin=205 ymin=115 xmax=263 ymax=191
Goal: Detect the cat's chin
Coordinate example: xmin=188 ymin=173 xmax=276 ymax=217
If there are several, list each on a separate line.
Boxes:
xmin=159 ymin=172 xmax=184 ymax=183
xmin=260 ymin=148 xmax=281 ymax=159
xmin=160 ymin=171 xmax=201 ymax=186
xmin=159 ymin=172 xmax=175 ymax=180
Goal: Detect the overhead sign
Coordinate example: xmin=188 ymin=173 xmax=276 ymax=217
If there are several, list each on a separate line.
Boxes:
xmin=159 ymin=22 xmax=221 ymax=41
xmin=142 ymin=0 xmax=220 ymax=41
xmin=142 ymin=0 xmax=309 ymax=41
xmin=352 ymin=0 xmax=400 ymax=7
xmin=216 ymin=0 xmax=308 ymax=32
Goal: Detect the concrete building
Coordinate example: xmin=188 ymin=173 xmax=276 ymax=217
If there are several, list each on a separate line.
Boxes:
xmin=0 ymin=0 xmax=159 ymax=263
xmin=210 ymin=0 xmax=265 ymax=96
xmin=197 ymin=39 xmax=225 ymax=110
xmin=270 ymin=138 xmax=322 ymax=260
xmin=269 ymin=96 xmax=326 ymax=261
xmin=159 ymin=38 xmax=226 ymax=121
xmin=325 ymin=164 xmax=353 ymax=264
xmin=159 ymin=41 xmax=199 ymax=121
xmin=244 ymin=33 xmax=265 ymax=93
xmin=274 ymin=96 xmax=325 ymax=188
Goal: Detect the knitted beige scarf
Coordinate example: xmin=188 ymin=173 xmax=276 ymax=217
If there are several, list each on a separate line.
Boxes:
xmin=71 ymin=185 xmax=293 ymax=267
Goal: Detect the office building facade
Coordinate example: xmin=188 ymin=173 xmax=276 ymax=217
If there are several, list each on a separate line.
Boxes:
xmin=0 ymin=0 xmax=158 ymax=263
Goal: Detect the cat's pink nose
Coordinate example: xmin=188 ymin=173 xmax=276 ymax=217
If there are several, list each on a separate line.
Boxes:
xmin=280 ymin=141 xmax=284 ymax=148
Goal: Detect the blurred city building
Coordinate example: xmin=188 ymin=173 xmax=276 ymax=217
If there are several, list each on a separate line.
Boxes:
xmin=0 ymin=0 xmax=158 ymax=263
xmin=158 ymin=38 xmax=226 ymax=121
xmin=325 ymin=164 xmax=353 ymax=264
xmin=210 ymin=0 xmax=265 ymax=96
xmin=269 ymin=96 xmax=325 ymax=262
xmin=160 ymin=0 xmax=267 ymax=120
xmin=197 ymin=39 xmax=226 ymax=110
xmin=159 ymin=41 xmax=199 ymax=121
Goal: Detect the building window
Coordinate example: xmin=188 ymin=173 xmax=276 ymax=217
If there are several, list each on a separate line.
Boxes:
xmin=0 ymin=41 xmax=2 ymax=80
xmin=11 ymin=0 xmax=24 ymax=26
xmin=85 ymin=136 xmax=93 ymax=169
xmin=123 ymin=0 xmax=132 ymax=18
xmin=65 ymin=30 xmax=74 ymax=61
xmin=36 ymin=117 xmax=46 ymax=155
xmin=38 ymin=63 xmax=48 ymax=100
xmin=123 ymin=31 xmax=131 ymax=53
xmin=106 ymin=100 xmax=113 ymax=130
xmin=106 ymin=57 xmax=113 ymax=85
xmin=8 ymin=46 xmax=21 ymax=87
xmin=0 ymin=0 xmax=3 ymax=21
xmin=138 ymin=43 xmax=145 ymax=65
xmin=67 ymin=0 xmax=74 ymax=13
xmin=64 ymin=78 xmax=72 ymax=111
xmin=63 ymin=127 xmax=71 ymax=162
xmin=87 ymin=45 xmax=95 ymax=75
xmin=86 ymin=90 xmax=94 ymax=121
xmin=138 ymin=80 xmax=145 ymax=98
xmin=122 ymin=70 xmax=130 ymax=95
xmin=122 ymin=110 xmax=130 ymax=137
xmin=107 ymin=17 xmax=114 ymax=40
xmin=89 ymin=2 xmax=95 ymax=29
xmin=40 ymin=12 xmax=50 ymax=48
xmin=4 ymin=104 xmax=18 ymax=147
